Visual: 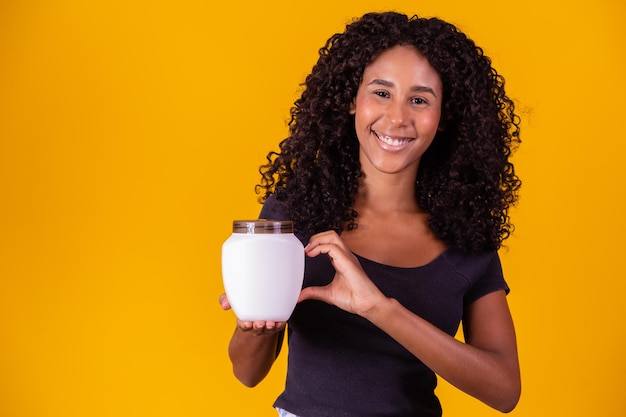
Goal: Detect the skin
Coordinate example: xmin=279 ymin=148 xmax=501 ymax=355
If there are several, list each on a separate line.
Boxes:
xmin=220 ymin=45 xmax=521 ymax=413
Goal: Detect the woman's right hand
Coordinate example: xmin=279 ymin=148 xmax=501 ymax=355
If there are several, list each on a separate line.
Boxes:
xmin=220 ymin=293 xmax=285 ymax=386
xmin=218 ymin=293 xmax=286 ymax=335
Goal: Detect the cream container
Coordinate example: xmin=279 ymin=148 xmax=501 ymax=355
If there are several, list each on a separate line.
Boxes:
xmin=221 ymin=220 xmax=305 ymax=322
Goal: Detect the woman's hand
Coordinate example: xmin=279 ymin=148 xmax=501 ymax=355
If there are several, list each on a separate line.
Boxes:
xmin=218 ymin=293 xmax=285 ymax=335
xmin=219 ymin=293 xmax=284 ymax=387
xmin=299 ymin=230 xmax=387 ymax=316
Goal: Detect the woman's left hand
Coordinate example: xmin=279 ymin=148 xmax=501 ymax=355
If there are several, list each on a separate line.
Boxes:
xmin=299 ymin=230 xmax=386 ymax=316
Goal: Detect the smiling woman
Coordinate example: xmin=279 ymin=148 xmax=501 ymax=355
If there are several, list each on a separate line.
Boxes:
xmin=220 ymin=11 xmax=521 ymax=417
xmin=2 ymin=1 xmax=624 ymax=416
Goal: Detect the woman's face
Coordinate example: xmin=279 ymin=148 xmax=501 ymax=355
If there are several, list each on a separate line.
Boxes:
xmin=350 ymin=45 xmax=443 ymax=177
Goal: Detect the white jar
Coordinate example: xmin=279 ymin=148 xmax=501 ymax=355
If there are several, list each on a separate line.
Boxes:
xmin=221 ymin=220 xmax=305 ymax=322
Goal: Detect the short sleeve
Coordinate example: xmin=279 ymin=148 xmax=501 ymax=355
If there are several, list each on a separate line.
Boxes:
xmin=259 ymin=194 xmax=287 ymax=220
xmin=259 ymin=195 xmax=309 ymax=245
xmin=463 ymin=252 xmax=510 ymax=306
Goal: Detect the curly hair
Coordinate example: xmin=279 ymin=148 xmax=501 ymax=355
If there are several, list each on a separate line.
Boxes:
xmin=256 ymin=11 xmax=521 ymax=254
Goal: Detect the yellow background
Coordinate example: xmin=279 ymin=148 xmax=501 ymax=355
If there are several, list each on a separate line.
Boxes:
xmin=1 ymin=0 xmax=624 ymax=415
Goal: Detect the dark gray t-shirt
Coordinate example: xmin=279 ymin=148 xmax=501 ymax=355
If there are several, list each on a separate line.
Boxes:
xmin=261 ymin=196 xmax=509 ymax=417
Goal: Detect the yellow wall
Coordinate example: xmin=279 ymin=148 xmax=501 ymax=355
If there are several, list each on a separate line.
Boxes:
xmin=1 ymin=0 xmax=624 ymax=415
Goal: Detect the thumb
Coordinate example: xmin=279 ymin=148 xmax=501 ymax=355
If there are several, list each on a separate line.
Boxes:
xmin=218 ymin=293 xmax=231 ymax=310
xmin=298 ymin=285 xmax=329 ymax=303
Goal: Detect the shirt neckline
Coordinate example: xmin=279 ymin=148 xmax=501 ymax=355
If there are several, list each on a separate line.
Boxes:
xmin=352 ymin=248 xmax=450 ymax=271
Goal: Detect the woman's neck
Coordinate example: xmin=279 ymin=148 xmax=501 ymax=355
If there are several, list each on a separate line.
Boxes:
xmin=354 ymin=172 xmax=421 ymax=215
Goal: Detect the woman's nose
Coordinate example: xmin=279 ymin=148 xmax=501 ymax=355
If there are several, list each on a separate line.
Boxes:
xmin=387 ymin=100 xmax=410 ymax=125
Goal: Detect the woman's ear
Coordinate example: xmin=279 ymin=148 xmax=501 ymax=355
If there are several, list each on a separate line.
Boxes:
xmin=349 ymin=100 xmax=356 ymax=115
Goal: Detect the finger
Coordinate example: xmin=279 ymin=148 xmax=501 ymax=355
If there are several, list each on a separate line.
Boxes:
xmin=252 ymin=321 xmax=275 ymax=334
xmin=244 ymin=320 xmax=287 ymax=334
xmin=306 ymin=230 xmax=344 ymax=252
xmin=253 ymin=321 xmax=268 ymax=331
xmin=218 ymin=293 xmax=231 ymax=310
xmin=299 ymin=285 xmax=329 ymax=303
xmin=306 ymin=243 xmax=355 ymax=273
xmin=306 ymin=241 xmax=341 ymax=258
xmin=238 ymin=320 xmax=254 ymax=331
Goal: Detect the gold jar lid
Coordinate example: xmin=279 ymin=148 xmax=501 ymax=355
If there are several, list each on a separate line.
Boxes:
xmin=232 ymin=220 xmax=294 ymax=234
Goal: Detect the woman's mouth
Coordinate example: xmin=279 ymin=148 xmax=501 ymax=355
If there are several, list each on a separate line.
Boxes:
xmin=374 ymin=131 xmax=414 ymax=147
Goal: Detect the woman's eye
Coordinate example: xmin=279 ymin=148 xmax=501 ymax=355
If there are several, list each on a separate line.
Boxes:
xmin=411 ymin=97 xmax=427 ymax=105
xmin=374 ymin=91 xmax=390 ymax=98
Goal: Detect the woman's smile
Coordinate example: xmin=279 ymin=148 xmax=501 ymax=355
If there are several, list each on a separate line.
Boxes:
xmin=373 ymin=130 xmax=416 ymax=149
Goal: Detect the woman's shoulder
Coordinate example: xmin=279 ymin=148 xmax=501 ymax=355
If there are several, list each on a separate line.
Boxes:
xmin=259 ymin=194 xmax=310 ymax=244
xmin=259 ymin=194 xmax=286 ymax=220
xmin=440 ymin=248 xmax=502 ymax=279
xmin=442 ymin=249 xmax=509 ymax=300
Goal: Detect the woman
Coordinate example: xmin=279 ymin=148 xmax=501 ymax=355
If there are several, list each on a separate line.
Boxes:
xmin=220 ymin=11 xmax=522 ymax=416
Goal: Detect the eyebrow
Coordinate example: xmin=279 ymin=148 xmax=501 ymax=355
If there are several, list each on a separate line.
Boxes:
xmin=368 ymin=79 xmax=437 ymax=97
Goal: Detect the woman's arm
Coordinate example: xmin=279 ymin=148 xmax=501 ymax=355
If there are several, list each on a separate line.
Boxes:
xmin=300 ymin=231 xmax=520 ymax=412
xmin=367 ymin=290 xmax=520 ymax=412
xmin=220 ymin=294 xmax=285 ymax=387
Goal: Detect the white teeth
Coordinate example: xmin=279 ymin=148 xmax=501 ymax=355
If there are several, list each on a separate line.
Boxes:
xmin=378 ymin=134 xmax=410 ymax=147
